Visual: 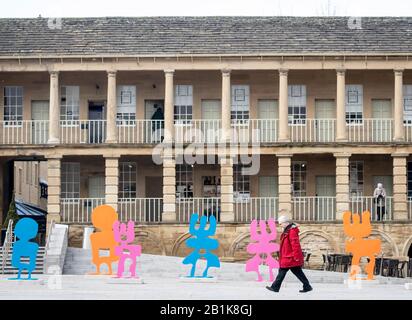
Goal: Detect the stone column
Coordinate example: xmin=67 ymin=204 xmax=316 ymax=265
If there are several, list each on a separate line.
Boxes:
xmin=105 ymin=156 xmax=119 ymax=211
xmin=162 ymin=154 xmax=176 ymax=222
xmin=220 ymin=157 xmax=234 ymax=222
xmin=335 ymin=153 xmax=350 ymax=220
xmin=278 ymin=69 xmax=290 ymax=142
xmin=46 ymin=156 xmax=62 ymax=225
xmin=392 ymin=153 xmax=408 ymax=220
xmin=164 ymin=69 xmax=175 ymax=144
xmin=48 ymin=71 xmax=60 ymax=144
xmin=278 ymin=154 xmax=292 ymax=216
xmin=106 ymin=70 xmax=118 ymax=143
xmin=394 ymin=69 xmax=405 ymax=141
xmin=336 ymin=69 xmax=348 ymax=141
xmin=221 ymin=69 xmax=232 ymax=143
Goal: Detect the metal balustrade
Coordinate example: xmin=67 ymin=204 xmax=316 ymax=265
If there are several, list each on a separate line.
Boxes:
xmin=348 ymin=119 xmax=393 ymax=143
xmin=60 ymin=120 xmax=107 ymax=144
xmin=292 ymin=197 xmax=336 ymax=221
xmin=118 ymin=120 xmax=164 ymax=144
xmin=174 ymin=120 xmax=222 ymax=144
xmin=234 ymin=197 xmax=278 ymax=222
xmin=176 ymin=197 xmax=220 ymax=223
xmin=118 ymin=198 xmax=163 ymax=222
xmin=60 ymin=198 xmax=105 ymax=223
xmin=0 ymin=120 xmax=49 ymax=144
xmin=290 ymin=119 xmax=336 ymax=143
xmin=349 ymin=196 xmax=393 ymax=221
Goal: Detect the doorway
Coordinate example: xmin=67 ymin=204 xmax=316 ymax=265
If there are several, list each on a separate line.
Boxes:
xmin=372 ymin=99 xmax=392 ymax=141
xmin=258 ymin=100 xmax=278 ymax=142
xmin=315 ymin=99 xmax=335 ymax=142
xmin=31 ymin=101 xmax=49 ymax=144
xmin=145 ymin=100 xmax=164 ymax=143
xmin=88 ymin=101 xmax=105 ymax=143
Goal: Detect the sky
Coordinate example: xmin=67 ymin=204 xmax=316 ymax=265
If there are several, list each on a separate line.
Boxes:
xmin=1 ymin=0 xmax=412 ymax=18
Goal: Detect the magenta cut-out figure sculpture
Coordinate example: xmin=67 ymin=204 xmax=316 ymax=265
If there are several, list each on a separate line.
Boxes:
xmin=113 ymin=220 xmax=142 ymax=278
xmin=246 ymin=219 xmax=280 ymax=282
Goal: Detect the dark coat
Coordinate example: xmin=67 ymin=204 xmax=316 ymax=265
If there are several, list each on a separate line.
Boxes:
xmin=279 ymin=223 xmax=304 ymax=268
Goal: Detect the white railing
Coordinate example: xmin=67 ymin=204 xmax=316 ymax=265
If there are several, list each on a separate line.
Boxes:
xmin=231 ymin=119 xmax=279 ymax=144
xmin=292 ymin=197 xmax=336 ymax=221
xmin=1 ymin=219 xmax=13 ymax=274
xmin=349 ymin=196 xmax=393 ymax=221
xmin=176 ymin=197 xmax=220 ymax=223
xmin=118 ymin=120 xmax=164 ymax=144
xmin=348 ymin=119 xmax=393 ymax=143
xmin=290 ymin=119 xmax=336 ymax=143
xmin=60 ymin=120 xmax=107 ymax=144
xmin=175 ymin=120 xmax=222 ymax=144
xmin=0 ymin=120 xmax=49 ymax=144
xmin=118 ymin=198 xmax=163 ymax=222
xmin=60 ymin=198 xmax=105 ymax=223
xmin=234 ymin=197 xmax=278 ymax=222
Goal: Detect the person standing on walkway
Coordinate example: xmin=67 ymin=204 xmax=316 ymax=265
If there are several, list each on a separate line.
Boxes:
xmin=266 ymin=215 xmax=313 ymax=293
xmin=373 ymin=183 xmax=386 ymax=221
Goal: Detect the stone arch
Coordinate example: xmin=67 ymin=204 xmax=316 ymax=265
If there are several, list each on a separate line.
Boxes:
xmin=369 ymin=229 xmax=399 ymax=257
xmin=299 ymin=230 xmax=338 ymax=268
xmin=135 ymin=229 xmax=166 ymax=256
xmin=171 ymin=232 xmax=225 ymax=258
xmin=228 ymin=232 xmax=252 ymax=261
xmin=401 ymin=235 xmax=412 ymax=258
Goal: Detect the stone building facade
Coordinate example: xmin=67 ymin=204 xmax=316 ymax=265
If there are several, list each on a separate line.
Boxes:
xmin=1 ymin=17 xmax=412 ymax=266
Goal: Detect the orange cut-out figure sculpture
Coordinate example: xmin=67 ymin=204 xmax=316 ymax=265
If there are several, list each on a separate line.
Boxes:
xmin=89 ymin=205 xmax=119 ymax=275
xmin=343 ymin=211 xmax=381 ymax=280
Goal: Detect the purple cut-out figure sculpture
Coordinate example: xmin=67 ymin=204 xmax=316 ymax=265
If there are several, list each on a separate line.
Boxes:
xmin=246 ymin=219 xmax=279 ymax=282
xmin=113 ymin=220 xmax=142 ymax=278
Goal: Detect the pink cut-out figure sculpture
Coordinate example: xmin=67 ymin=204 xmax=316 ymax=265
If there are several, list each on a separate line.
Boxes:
xmin=113 ymin=220 xmax=142 ymax=278
xmin=246 ymin=219 xmax=280 ymax=282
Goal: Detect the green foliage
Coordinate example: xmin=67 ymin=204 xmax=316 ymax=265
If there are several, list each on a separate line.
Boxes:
xmin=2 ymin=195 xmax=19 ymax=229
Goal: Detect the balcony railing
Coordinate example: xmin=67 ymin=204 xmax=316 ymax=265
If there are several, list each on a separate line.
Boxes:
xmin=290 ymin=119 xmax=336 ymax=143
xmin=348 ymin=119 xmax=393 ymax=143
xmin=118 ymin=198 xmax=163 ymax=222
xmin=231 ymin=119 xmax=279 ymax=144
xmin=176 ymin=197 xmax=220 ymax=223
xmin=349 ymin=196 xmax=393 ymax=221
xmin=234 ymin=197 xmax=278 ymax=222
xmin=292 ymin=196 xmax=336 ymax=221
xmin=0 ymin=120 xmax=49 ymax=144
xmin=60 ymin=120 xmax=107 ymax=144
xmin=175 ymin=120 xmax=222 ymax=144
xmin=118 ymin=120 xmax=164 ymax=144
xmin=60 ymin=198 xmax=105 ymax=223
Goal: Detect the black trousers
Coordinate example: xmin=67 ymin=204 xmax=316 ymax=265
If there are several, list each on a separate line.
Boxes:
xmin=377 ymin=206 xmax=385 ymax=221
xmin=271 ymin=267 xmax=311 ymax=291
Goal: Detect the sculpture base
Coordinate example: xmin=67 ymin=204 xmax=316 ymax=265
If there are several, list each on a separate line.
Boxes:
xmin=179 ymin=276 xmax=219 ymax=283
xmin=3 ymin=278 xmax=45 ymax=285
xmin=107 ymin=277 xmax=144 ymax=284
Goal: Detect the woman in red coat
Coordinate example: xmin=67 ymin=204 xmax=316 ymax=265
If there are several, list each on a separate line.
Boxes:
xmin=266 ymin=215 xmax=313 ymax=293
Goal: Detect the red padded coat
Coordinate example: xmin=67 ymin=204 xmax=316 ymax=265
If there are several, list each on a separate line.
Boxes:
xmin=279 ymin=224 xmax=304 ymax=268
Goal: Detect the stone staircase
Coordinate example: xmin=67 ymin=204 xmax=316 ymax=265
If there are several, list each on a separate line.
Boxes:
xmin=0 ymin=246 xmax=45 ymax=274
xmin=43 ymin=223 xmax=69 ymax=274
xmin=63 ymin=247 xmax=411 ymax=284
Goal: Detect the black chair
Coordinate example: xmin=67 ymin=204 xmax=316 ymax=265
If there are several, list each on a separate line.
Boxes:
xmin=409 ymin=258 xmax=412 ymax=278
xmin=383 ymin=259 xmax=399 ymax=277
xmin=374 ymin=258 xmax=383 ymax=275
xmin=322 ymin=254 xmax=327 ymax=270
xmin=340 ymin=255 xmax=351 ymax=273
xmin=396 ymin=261 xmax=408 ymax=278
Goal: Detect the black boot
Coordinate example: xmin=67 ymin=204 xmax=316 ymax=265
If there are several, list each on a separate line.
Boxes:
xmin=266 ymin=286 xmax=279 ymax=293
xmin=299 ymin=286 xmax=313 ymax=293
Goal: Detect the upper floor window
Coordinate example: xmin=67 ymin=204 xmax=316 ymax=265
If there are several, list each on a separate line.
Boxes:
xmin=119 ymin=162 xmax=137 ymax=198
xmin=349 ymin=161 xmax=364 ymax=197
xmin=4 ymin=86 xmax=23 ymax=126
xmin=292 ymin=161 xmax=307 ymax=197
xmin=231 ymin=85 xmax=250 ymax=124
xmin=117 ymin=85 xmax=136 ymax=126
xmin=61 ymin=162 xmax=80 ymax=198
xmin=346 ymin=85 xmax=363 ymax=124
xmin=288 ymin=85 xmax=306 ymax=125
xmin=403 ymin=85 xmax=412 ymax=125
xmin=174 ymin=85 xmax=193 ymax=125
xmin=61 ymin=86 xmax=80 ymax=123
xmin=176 ymin=164 xmax=193 ymax=199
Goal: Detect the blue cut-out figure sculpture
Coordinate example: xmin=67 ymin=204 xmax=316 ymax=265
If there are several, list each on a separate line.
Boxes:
xmin=9 ymin=218 xmax=39 ymax=280
xmin=182 ymin=213 xmax=220 ymax=278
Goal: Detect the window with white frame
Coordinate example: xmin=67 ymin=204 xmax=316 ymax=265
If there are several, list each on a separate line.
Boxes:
xmin=288 ymin=85 xmax=307 ymax=125
xmin=292 ymin=161 xmax=307 ymax=197
xmin=119 ymin=162 xmax=137 ymax=198
xmin=231 ymin=85 xmax=250 ymax=124
xmin=174 ymin=85 xmax=193 ymax=124
xmin=117 ymin=85 xmax=136 ymax=126
xmin=349 ymin=161 xmax=364 ymax=197
xmin=403 ymin=85 xmax=412 ymax=124
xmin=176 ymin=164 xmax=193 ymax=199
xmin=3 ymin=86 xmax=23 ymax=125
xmin=61 ymin=162 xmax=80 ymax=198
xmin=234 ymin=164 xmax=251 ymax=201
xmin=60 ymin=86 xmax=80 ymax=123
xmin=346 ymin=85 xmax=363 ymax=124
